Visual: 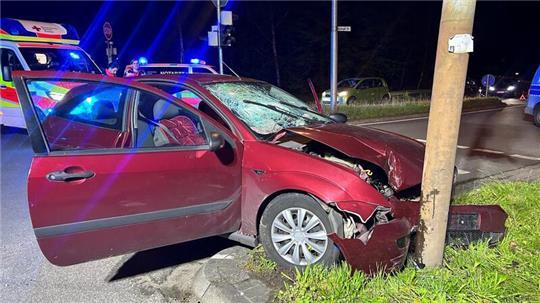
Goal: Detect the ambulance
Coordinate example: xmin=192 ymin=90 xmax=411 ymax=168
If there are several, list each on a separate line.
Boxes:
xmin=1 ymin=18 xmax=101 ymax=128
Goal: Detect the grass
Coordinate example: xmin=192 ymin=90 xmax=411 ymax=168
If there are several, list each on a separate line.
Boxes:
xmin=245 ymin=244 xmax=278 ymax=274
xmin=275 ymin=181 xmax=540 ymax=302
xmin=323 ymin=97 xmax=504 ymax=121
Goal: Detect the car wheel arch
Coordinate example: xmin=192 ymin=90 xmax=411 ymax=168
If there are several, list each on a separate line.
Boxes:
xmin=255 ymin=190 xmax=345 ymax=240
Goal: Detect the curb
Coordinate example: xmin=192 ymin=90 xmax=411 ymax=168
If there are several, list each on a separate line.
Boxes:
xmin=192 ymin=246 xmax=272 ymax=303
xmin=455 ymin=163 xmax=540 ymax=195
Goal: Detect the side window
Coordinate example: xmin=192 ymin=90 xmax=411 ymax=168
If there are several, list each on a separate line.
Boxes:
xmin=358 ymin=80 xmax=371 ymax=89
xmin=134 ymin=91 xmax=208 ymax=148
xmin=0 ymin=48 xmax=24 ymax=74
xmin=26 ymin=80 xmax=129 ymax=151
xmin=152 ymin=83 xmax=232 ymax=131
xmin=373 ymin=79 xmax=383 ymax=88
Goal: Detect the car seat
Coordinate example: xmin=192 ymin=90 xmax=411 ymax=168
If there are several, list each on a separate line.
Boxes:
xmin=152 ymin=99 xmax=206 ymax=146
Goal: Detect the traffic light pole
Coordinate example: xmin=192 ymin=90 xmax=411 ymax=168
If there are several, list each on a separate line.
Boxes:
xmin=217 ymin=0 xmax=224 ymax=74
xmin=330 ymin=0 xmax=338 ymax=113
xmin=415 ymin=0 xmax=476 ymax=267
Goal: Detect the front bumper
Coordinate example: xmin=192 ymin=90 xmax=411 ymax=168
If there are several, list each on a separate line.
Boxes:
xmin=329 ymin=218 xmax=411 ymax=273
xmin=392 ymin=201 xmax=508 ymax=246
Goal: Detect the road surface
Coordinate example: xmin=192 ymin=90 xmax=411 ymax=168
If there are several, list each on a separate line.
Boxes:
xmin=353 ymin=105 xmax=539 ymax=183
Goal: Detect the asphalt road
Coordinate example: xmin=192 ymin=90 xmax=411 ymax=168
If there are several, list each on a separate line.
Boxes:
xmin=1 ymin=103 xmax=538 ymax=302
xmin=354 ymin=104 xmax=540 ymax=183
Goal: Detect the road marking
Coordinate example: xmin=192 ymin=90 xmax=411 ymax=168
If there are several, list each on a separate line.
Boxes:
xmin=457 ymin=169 xmax=470 ymax=175
xmin=355 ymin=105 xmax=523 ymax=126
xmin=509 ymin=154 xmax=540 ymax=161
xmin=471 ymin=148 xmax=505 ymax=154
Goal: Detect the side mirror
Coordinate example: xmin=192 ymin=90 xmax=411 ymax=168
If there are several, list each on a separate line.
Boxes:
xmin=209 ymin=132 xmax=225 ymax=152
xmin=2 ymin=65 xmax=12 ymax=82
xmin=329 ymin=113 xmax=348 ymax=123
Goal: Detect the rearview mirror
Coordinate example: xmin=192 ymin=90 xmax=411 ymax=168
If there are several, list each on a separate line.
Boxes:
xmin=329 ymin=113 xmax=348 ymax=123
xmin=2 ymin=65 xmax=12 ymax=82
xmin=209 ymin=132 xmax=225 ymax=152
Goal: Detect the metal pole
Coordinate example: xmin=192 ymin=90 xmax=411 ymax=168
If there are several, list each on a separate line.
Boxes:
xmin=217 ymin=0 xmax=224 ymax=74
xmin=415 ymin=0 xmax=476 ymax=268
xmin=330 ymin=0 xmax=338 ymax=113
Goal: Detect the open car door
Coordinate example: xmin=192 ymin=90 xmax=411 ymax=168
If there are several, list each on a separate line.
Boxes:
xmin=13 ymin=71 xmax=242 ymax=266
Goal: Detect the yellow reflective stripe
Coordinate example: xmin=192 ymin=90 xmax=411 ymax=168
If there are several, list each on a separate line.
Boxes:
xmin=0 ymin=99 xmax=20 ymax=108
xmin=0 ymin=34 xmax=79 ymax=45
xmin=0 ymin=79 xmax=15 ymax=88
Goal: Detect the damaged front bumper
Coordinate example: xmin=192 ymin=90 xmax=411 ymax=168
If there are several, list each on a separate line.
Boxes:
xmin=329 ymin=218 xmax=412 ymax=273
xmin=328 ymin=200 xmax=507 ymax=274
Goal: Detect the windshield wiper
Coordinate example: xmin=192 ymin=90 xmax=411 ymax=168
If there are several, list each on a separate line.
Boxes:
xmin=242 ymin=99 xmax=300 ymax=120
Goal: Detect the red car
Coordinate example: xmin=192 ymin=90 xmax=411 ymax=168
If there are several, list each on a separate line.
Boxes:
xmin=12 ymin=71 xmax=507 ymax=273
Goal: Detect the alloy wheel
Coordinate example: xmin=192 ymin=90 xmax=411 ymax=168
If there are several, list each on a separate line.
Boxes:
xmin=270 ymin=207 xmax=328 ymax=265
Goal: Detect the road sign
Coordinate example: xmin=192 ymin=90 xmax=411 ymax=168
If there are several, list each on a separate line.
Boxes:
xmin=211 ymin=0 xmax=229 ymax=8
xmin=337 ymin=26 xmax=351 ymax=32
xmin=103 ymin=22 xmax=113 ymax=41
xmin=481 ymin=74 xmax=495 ymax=87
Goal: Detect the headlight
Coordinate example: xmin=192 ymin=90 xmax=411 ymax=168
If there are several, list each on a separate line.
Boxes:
xmin=47 ymin=91 xmax=65 ymax=101
xmin=507 ymin=85 xmax=516 ymax=91
xmin=488 ymin=86 xmax=495 ymax=91
xmin=338 ymin=91 xmax=348 ymax=97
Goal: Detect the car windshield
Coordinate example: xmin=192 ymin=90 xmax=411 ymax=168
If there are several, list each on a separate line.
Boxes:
xmin=19 ymin=48 xmax=101 ymax=73
xmin=203 ymin=81 xmax=333 ymax=137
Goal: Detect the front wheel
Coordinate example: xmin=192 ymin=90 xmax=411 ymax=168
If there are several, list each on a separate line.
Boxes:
xmin=259 ymin=193 xmax=341 ymax=268
xmin=534 ymin=107 xmax=540 ymax=127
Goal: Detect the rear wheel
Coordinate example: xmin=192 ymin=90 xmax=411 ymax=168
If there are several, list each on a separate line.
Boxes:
xmin=382 ymin=94 xmax=391 ymax=102
xmin=259 ymin=193 xmax=341 ymax=268
xmin=534 ymin=106 xmax=540 ymax=127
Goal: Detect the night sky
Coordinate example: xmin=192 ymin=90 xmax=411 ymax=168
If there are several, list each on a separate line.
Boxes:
xmin=2 ymin=1 xmax=539 ymax=95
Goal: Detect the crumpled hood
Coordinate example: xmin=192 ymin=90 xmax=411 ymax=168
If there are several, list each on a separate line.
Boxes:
xmin=287 ymin=123 xmax=425 ymax=192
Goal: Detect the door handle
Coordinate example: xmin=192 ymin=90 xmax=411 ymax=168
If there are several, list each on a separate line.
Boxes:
xmin=47 ymin=170 xmax=95 ymax=182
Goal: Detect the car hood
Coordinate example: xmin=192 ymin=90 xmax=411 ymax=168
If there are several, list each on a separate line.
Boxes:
xmin=286 ymin=123 xmax=424 ymax=192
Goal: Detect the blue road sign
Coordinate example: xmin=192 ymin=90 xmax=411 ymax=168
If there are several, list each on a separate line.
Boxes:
xmin=482 ymin=74 xmax=495 ymax=87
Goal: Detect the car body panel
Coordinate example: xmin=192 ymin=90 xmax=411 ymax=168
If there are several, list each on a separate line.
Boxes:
xmin=286 ymin=123 xmax=424 ymax=192
xmin=525 ymin=65 xmax=540 ymax=119
xmin=329 ymin=218 xmax=411 ymax=273
xmin=14 ymin=71 xmax=243 ymax=266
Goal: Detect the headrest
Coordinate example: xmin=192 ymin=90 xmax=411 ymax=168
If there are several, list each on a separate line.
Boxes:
xmin=153 ymin=99 xmax=179 ymax=120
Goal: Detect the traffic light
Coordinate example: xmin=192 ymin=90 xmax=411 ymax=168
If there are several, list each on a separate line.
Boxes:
xmin=221 ymin=25 xmax=235 ymax=46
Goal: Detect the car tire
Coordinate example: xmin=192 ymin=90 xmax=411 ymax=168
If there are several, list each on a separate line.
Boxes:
xmin=382 ymin=94 xmax=391 ymax=102
xmin=259 ymin=193 xmax=341 ymax=269
xmin=534 ymin=106 xmax=540 ymax=127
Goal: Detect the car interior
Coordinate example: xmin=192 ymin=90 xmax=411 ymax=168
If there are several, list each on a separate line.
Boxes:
xmin=135 ymin=92 xmax=207 ymax=148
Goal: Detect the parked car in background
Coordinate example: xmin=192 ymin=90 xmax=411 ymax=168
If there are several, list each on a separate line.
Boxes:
xmin=322 ymin=77 xmax=391 ymax=105
xmin=12 ymin=71 xmax=507 ymax=273
xmin=524 ymin=65 xmax=540 ymax=126
xmin=0 ymin=18 xmax=101 ymax=128
xmin=483 ymin=76 xmax=530 ymax=99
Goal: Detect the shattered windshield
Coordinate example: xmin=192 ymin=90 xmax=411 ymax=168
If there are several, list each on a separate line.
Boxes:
xmin=203 ymin=82 xmax=332 ymax=136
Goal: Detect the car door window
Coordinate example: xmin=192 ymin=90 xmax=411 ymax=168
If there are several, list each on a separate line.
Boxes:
xmin=25 ymin=80 xmax=128 ymax=151
xmin=134 ymin=91 xmax=208 ymax=148
xmin=358 ymin=80 xmax=371 ymax=89
xmin=1 ymin=48 xmax=24 ymax=73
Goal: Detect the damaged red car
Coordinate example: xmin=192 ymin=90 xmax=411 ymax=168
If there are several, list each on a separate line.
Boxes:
xmin=13 ymin=71 xmax=507 ymax=273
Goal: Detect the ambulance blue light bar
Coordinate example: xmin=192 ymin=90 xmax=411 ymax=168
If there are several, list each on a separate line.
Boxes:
xmin=190 ymin=58 xmax=206 ymax=65
xmin=0 ymin=18 xmax=80 ymax=45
